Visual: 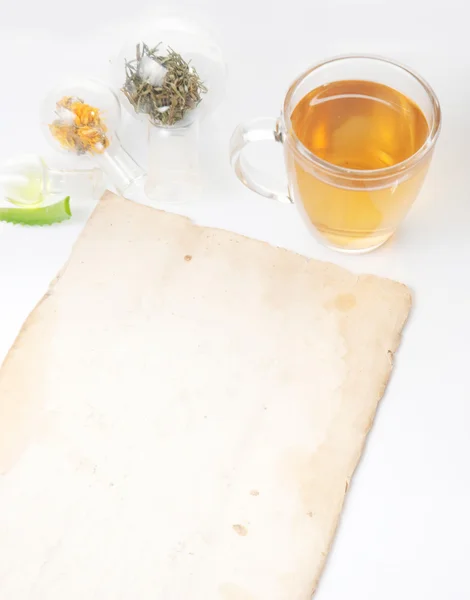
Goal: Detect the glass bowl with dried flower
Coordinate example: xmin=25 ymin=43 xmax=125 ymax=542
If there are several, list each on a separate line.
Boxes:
xmin=42 ymin=78 xmax=144 ymax=196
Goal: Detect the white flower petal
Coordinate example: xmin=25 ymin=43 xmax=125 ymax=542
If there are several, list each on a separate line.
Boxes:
xmin=138 ymin=54 xmax=168 ymax=87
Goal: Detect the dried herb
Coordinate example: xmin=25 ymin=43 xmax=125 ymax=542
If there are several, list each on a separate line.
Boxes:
xmin=49 ymin=97 xmax=110 ymax=155
xmin=122 ymin=43 xmax=207 ymax=127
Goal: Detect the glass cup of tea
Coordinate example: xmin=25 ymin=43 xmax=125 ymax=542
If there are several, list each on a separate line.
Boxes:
xmin=230 ymin=55 xmax=441 ymax=253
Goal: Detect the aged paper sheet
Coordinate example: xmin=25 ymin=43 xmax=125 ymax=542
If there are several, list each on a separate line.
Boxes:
xmin=0 ymin=192 xmax=411 ymax=599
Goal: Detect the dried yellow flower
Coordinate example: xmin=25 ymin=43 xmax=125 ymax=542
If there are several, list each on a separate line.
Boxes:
xmin=49 ymin=97 xmax=110 ymax=155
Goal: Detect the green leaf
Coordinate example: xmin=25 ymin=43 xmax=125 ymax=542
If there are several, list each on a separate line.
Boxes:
xmin=0 ymin=196 xmax=72 ymax=226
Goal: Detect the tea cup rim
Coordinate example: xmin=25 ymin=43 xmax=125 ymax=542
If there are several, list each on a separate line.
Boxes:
xmin=282 ymin=53 xmax=442 ymax=181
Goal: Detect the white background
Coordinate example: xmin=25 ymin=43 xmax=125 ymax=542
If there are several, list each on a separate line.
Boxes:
xmin=1 ymin=0 xmax=469 ymax=597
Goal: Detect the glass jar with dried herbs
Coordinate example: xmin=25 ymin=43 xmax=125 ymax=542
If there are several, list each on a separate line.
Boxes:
xmin=121 ymin=43 xmax=207 ymax=202
xmin=115 ymin=19 xmax=225 ymax=204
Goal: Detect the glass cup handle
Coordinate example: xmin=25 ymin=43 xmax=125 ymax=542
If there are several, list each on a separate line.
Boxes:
xmin=229 ymin=117 xmax=293 ymax=204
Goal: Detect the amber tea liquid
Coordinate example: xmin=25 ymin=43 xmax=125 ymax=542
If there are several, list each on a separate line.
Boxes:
xmin=288 ymin=80 xmax=430 ymax=250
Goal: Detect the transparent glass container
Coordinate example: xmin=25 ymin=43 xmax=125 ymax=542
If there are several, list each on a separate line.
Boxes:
xmin=230 ymin=55 xmax=441 ymax=253
xmin=42 ymin=78 xmax=144 ymax=197
xmin=113 ymin=17 xmax=225 ymax=204
xmin=0 ymin=154 xmax=102 ymax=207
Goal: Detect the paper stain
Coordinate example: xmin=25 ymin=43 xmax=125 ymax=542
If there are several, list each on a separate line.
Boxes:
xmin=232 ymin=524 xmax=248 ymax=536
xmin=335 ymin=293 xmax=356 ymax=311
xmin=324 ymin=293 xmax=357 ymax=312
xmin=249 ymin=489 xmax=259 ymax=496
xmin=184 ymin=255 xmax=192 ymax=262
xmin=278 ymin=446 xmax=344 ymax=519
xmin=219 ymin=583 xmax=255 ymax=600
